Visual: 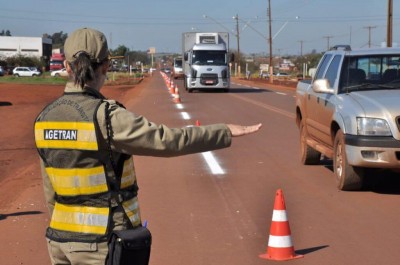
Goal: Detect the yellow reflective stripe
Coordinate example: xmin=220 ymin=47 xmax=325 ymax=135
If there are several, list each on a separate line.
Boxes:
xmin=120 ymin=159 xmax=136 ymax=189
xmin=122 ymin=197 xmax=141 ymax=227
xmin=50 ymin=203 xmax=109 ymax=235
xmin=46 ymin=166 xmax=108 ymax=196
xmin=35 ymin=121 xmax=98 ymax=150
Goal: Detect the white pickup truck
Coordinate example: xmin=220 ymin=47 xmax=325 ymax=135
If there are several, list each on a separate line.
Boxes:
xmin=295 ymin=45 xmax=400 ymax=190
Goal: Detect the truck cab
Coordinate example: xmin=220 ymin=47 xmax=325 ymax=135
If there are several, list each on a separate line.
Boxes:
xmin=182 ymin=32 xmax=232 ymax=93
xmin=50 ymin=53 xmax=65 ymax=71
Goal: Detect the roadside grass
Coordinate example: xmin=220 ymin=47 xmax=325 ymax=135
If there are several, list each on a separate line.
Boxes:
xmin=0 ymin=72 xmax=145 ymax=86
xmin=0 ymin=73 xmax=67 ymax=85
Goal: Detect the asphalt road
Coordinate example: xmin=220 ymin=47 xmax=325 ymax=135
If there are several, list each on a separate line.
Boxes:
xmin=0 ymin=73 xmax=399 ymax=265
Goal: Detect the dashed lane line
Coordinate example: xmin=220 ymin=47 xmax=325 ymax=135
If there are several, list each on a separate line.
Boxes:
xmin=175 ymin=104 xmax=226 ymax=175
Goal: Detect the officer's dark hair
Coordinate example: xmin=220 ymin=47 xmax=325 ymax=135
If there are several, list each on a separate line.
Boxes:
xmin=69 ymin=52 xmax=108 ymax=89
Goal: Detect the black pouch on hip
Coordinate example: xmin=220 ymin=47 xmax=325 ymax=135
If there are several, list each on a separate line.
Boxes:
xmin=106 ymin=226 xmax=152 ymax=265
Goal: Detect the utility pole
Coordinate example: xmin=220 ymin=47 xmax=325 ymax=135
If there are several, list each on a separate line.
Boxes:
xmin=364 ymin=26 xmax=377 ymax=48
xmin=298 ymin=40 xmax=304 ymax=56
xmin=387 ymin=0 xmax=393 ymax=47
xmin=234 ymin=14 xmax=241 ymax=77
xmin=268 ymin=0 xmax=273 ymax=83
xmin=323 ymin=36 xmax=333 ymax=50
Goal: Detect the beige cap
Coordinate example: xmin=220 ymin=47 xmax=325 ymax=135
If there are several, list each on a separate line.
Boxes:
xmin=64 ymin=28 xmax=109 ymax=63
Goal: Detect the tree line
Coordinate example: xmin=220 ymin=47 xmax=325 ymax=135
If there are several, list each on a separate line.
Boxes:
xmin=1 ymin=30 xmax=322 ymax=75
xmin=0 ymin=30 xmax=151 ymax=70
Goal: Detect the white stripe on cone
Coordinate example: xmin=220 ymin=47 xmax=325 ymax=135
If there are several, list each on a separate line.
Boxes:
xmin=268 ymin=235 xmax=294 ymax=248
xmin=272 ymin=210 xmax=288 ymax=222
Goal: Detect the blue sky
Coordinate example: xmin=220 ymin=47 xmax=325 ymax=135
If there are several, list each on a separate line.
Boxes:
xmin=1 ymin=0 xmax=399 ymax=56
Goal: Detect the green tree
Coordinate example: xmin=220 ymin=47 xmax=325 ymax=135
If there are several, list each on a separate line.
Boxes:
xmin=112 ymin=45 xmax=129 ymax=56
xmin=0 ymin=30 xmax=11 ymax=36
xmin=126 ymin=51 xmax=150 ymax=66
xmin=294 ymin=52 xmax=323 ymax=76
xmin=6 ymin=54 xmax=44 ymax=68
xmin=49 ymin=31 xmax=68 ymax=49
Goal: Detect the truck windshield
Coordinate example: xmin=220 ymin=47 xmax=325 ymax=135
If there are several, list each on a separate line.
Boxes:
xmin=340 ymin=54 xmax=400 ymax=93
xmin=192 ymin=51 xmax=226 ymax=66
xmin=174 ymin=60 xmax=182 ymax=67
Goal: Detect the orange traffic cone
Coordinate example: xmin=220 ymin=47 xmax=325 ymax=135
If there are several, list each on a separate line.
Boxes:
xmin=259 ymin=189 xmax=303 ymax=261
xmin=195 ymin=120 xmax=201 ymax=126
xmin=169 ymin=80 xmax=175 ymax=94
xmin=173 ymin=85 xmax=181 ymax=103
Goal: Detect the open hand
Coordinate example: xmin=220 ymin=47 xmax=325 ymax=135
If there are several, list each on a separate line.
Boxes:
xmin=227 ymin=123 xmax=262 ymax=137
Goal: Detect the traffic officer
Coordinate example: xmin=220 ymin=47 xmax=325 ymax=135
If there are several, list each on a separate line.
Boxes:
xmin=34 ymin=27 xmax=262 ymax=265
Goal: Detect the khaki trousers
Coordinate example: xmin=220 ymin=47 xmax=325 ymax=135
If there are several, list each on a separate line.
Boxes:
xmin=47 ymin=239 xmax=109 ymax=265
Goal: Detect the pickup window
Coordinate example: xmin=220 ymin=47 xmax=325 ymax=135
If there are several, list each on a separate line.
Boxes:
xmin=339 ymin=55 xmax=400 ymax=93
xmin=325 ymin=55 xmax=342 ymax=88
xmin=314 ymin=54 xmax=332 ymax=80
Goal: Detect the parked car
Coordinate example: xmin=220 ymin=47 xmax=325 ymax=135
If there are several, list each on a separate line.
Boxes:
xmin=0 ymin=66 xmax=4 ymax=76
xmin=161 ymin=68 xmax=171 ymax=74
xmin=13 ymin=67 xmax=41 ymax=77
xmin=51 ymin=68 xmax=68 ymax=77
xmin=29 ymin=67 xmax=42 ymax=73
xmin=274 ymin=72 xmax=289 ymax=76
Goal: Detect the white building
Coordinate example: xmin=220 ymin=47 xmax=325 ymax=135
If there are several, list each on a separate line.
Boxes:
xmin=0 ymin=36 xmax=52 ymax=59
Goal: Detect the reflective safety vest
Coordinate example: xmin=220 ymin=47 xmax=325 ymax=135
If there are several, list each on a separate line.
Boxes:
xmin=34 ymin=91 xmax=140 ymax=242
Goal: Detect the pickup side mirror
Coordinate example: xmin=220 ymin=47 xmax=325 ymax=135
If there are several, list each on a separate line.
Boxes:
xmin=312 ymin=79 xmax=334 ymax=94
xmin=184 ymin=52 xmax=188 ymax=61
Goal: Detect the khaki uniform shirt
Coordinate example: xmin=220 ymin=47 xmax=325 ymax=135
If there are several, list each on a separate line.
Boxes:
xmin=41 ymin=82 xmax=232 ymax=226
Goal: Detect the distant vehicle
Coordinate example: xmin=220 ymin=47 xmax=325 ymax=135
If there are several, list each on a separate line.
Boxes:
xmin=182 ymin=32 xmax=233 ymax=92
xmin=172 ymin=57 xmax=184 ymax=79
xmin=0 ymin=66 xmax=4 ymax=76
xmin=51 ymin=68 xmax=68 ymax=77
xmin=274 ymin=72 xmax=289 ymax=76
xmin=50 ymin=53 xmax=65 ymax=71
xmin=161 ymin=68 xmax=171 ymax=74
xmin=13 ymin=67 xmax=41 ymax=77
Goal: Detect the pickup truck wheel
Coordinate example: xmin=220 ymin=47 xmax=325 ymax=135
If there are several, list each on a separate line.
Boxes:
xmin=333 ymin=130 xmax=364 ymax=191
xmin=300 ymin=123 xmax=321 ymax=165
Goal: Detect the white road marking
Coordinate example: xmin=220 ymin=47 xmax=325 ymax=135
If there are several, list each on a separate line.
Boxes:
xmin=181 ymin=112 xmax=191 ymax=120
xmin=167 ymin=85 xmax=226 ymax=176
xmin=175 ymin=103 xmax=184 ymax=109
xmin=201 ymin=151 xmax=225 ymax=175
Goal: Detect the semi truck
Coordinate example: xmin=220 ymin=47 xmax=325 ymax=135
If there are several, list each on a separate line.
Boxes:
xmin=182 ymin=32 xmax=233 ymax=92
xmin=50 ymin=53 xmax=65 ymax=71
